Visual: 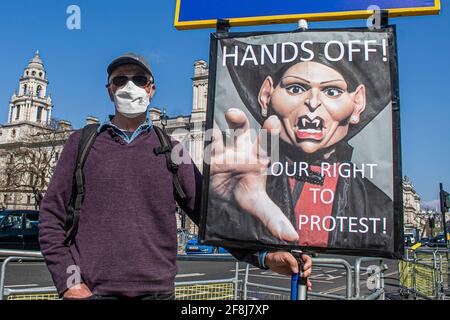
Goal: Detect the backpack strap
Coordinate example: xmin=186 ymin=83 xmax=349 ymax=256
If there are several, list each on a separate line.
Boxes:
xmin=152 ymin=126 xmax=187 ymax=201
xmin=63 ymin=124 xmax=100 ymax=246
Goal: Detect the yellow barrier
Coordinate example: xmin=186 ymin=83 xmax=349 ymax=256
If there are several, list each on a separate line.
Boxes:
xmin=175 ymin=283 xmax=235 ymax=300
xmin=7 ymin=293 xmax=59 ymax=300
xmin=6 ymin=283 xmax=235 ymax=301
xmin=399 ymin=252 xmax=449 ymax=299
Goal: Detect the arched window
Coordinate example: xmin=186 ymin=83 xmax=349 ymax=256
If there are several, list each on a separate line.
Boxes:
xmin=23 ymin=84 xmax=27 ymax=95
xmin=32 ymin=71 xmax=36 ymax=76
xmin=36 ymin=85 xmax=42 ymax=97
xmin=39 ymin=72 xmax=43 ymax=78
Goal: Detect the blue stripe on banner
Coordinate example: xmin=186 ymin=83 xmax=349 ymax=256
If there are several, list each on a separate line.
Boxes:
xmin=178 ymin=0 xmax=436 ymax=22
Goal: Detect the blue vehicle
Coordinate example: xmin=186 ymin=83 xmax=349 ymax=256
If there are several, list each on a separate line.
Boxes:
xmin=185 ymin=237 xmax=228 ymax=254
xmin=418 ymin=237 xmax=429 ymax=246
xmin=428 ymin=233 xmax=447 ymax=247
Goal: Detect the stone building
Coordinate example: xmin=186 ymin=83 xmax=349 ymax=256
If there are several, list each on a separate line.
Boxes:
xmin=403 ymin=176 xmax=421 ymax=236
xmin=0 ymin=52 xmax=208 ymax=235
xmin=0 ymin=51 xmax=67 ymax=210
xmin=149 ymin=60 xmax=208 ymax=234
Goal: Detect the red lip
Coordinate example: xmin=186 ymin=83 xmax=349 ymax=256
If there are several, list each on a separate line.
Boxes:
xmin=296 ymin=130 xmax=324 ymax=141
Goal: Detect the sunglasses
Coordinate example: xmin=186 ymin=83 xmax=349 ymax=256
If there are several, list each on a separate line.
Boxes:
xmin=109 ymin=75 xmax=152 ymax=88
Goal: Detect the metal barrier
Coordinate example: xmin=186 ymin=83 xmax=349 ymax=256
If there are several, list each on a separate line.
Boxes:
xmin=354 ymin=257 xmax=387 ymax=299
xmin=1 ymin=249 xmax=389 ymax=301
xmin=399 ymin=247 xmax=449 ymax=300
xmin=242 ymin=257 xmax=385 ymax=300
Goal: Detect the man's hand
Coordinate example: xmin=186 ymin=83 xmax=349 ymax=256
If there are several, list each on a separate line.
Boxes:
xmin=210 ymin=108 xmax=299 ymax=242
xmin=63 ymin=283 xmax=93 ymax=299
xmin=265 ymin=252 xmax=313 ymax=291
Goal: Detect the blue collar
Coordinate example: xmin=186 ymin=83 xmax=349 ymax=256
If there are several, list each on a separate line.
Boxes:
xmin=98 ymin=115 xmax=153 ymax=144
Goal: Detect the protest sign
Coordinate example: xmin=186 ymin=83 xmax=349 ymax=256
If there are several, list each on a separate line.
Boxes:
xmin=200 ymin=27 xmax=403 ymax=258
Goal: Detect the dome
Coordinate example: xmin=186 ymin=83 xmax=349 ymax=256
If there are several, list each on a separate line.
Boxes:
xmin=27 ymin=50 xmax=45 ymax=71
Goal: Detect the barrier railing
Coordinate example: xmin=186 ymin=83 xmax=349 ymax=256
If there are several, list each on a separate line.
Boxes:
xmin=354 ymin=257 xmax=387 ymax=299
xmin=0 ymin=250 xmax=388 ymax=300
xmin=399 ymin=247 xmax=449 ymax=300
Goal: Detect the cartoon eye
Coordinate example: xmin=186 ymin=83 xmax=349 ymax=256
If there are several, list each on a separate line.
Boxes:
xmin=323 ymin=87 xmax=344 ymax=97
xmin=286 ymin=85 xmax=307 ymax=95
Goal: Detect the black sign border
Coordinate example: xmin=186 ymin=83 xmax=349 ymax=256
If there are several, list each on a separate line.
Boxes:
xmin=199 ymin=26 xmax=404 ymax=259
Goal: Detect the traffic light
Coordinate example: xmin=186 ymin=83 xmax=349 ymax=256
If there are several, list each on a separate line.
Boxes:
xmin=429 ymin=216 xmax=435 ymax=229
xmin=444 ymin=191 xmax=450 ymax=211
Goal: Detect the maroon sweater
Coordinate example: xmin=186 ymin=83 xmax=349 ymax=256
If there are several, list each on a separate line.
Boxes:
xmin=39 ymin=128 xmax=262 ymax=297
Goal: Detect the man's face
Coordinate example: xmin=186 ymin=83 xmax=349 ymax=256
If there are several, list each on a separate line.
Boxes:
xmin=259 ymin=61 xmax=366 ymax=154
xmin=107 ymin=64 xmax=155 ymax=101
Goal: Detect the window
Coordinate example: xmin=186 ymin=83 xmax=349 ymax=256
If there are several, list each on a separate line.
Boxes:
xmin=32 ymin=71 xmax=36 ymax=76
xmin=36 ymin=106 xmax=43 ymax=122
xmin=11 ymin=129 xmax=16 ymax=138
xmin=15 ymin=105 xmax=21 ymax=120
xmin=25 ymin=213 xmax=39 ymax=230
xmin=36 ymin=86 xmax=42 ymax=97
xmin=27 ymin=195 xmax=31 ymax=204
xmin=55 ymin=152 xmax=60 ymax=161
xmin=23 ymin=84 xmax=27 ymax=95
xmin=3 ymin=194 xmax=7 ymax=204
xmin=39 ymin=72 xmax=43 ymax=78
xmin=1 ymin=213 xmax=23 ymax=230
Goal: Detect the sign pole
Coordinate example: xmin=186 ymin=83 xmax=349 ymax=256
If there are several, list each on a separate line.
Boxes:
xmin=439 ymin=183 xmax=449 ymax=293
xmin=439 ymin=183 xmax=449 ymax=247
xmin=291 ymin=250 xmax=308 ymax=300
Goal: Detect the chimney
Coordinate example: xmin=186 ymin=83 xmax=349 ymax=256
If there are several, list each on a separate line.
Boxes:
xmin=86 ymin=116 xmax=99 ymax=125
xmin=57 ymin=120 xmax=72 ymax=131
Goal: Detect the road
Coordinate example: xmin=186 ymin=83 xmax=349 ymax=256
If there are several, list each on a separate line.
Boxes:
xmin=0 ymin=253 xmax=400 ymax=300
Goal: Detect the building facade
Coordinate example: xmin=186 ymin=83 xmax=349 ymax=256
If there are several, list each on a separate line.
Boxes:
xmin=0 ymin=53 xmax=208 ymax=235
xmin=402 ymin=175 xmax=422 ymax=236
xmin=0 ymin=52 xmax=65 ymax=210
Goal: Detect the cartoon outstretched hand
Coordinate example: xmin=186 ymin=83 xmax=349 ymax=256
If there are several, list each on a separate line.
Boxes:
xmin=210 ymin=108 xmax=298 ymax=242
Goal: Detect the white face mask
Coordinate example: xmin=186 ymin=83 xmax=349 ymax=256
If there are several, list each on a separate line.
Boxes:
xmin=113 ymin=81 xmax=150 ymax=118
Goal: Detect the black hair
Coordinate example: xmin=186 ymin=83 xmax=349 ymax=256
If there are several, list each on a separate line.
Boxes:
xmin=221 ymin=35 xmax=392 ymax=140
xmin=269 ymin=42 xmax=360 ymax=93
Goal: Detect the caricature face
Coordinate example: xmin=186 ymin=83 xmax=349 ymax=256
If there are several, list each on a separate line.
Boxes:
xmin=259 ymin=61 xmax=366 ymax=154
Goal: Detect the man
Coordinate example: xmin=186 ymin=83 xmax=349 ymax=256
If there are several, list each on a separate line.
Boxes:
xmin=39 ymin=53 xmax=312 ymax=300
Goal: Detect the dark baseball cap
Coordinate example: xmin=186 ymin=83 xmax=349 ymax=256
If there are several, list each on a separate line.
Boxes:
xmin=107 ymin=52 xmax=154 ymax=82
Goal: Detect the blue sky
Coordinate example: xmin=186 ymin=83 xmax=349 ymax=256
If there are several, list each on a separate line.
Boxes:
xmin=0 ymin=1 xmax=448 ymax=203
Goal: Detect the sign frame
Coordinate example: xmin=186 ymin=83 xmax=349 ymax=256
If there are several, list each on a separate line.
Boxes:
xmin=198 ymin=26 xmax=405 ymax=259
xmin=174 ymin=0 xmax=440 ymax=30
